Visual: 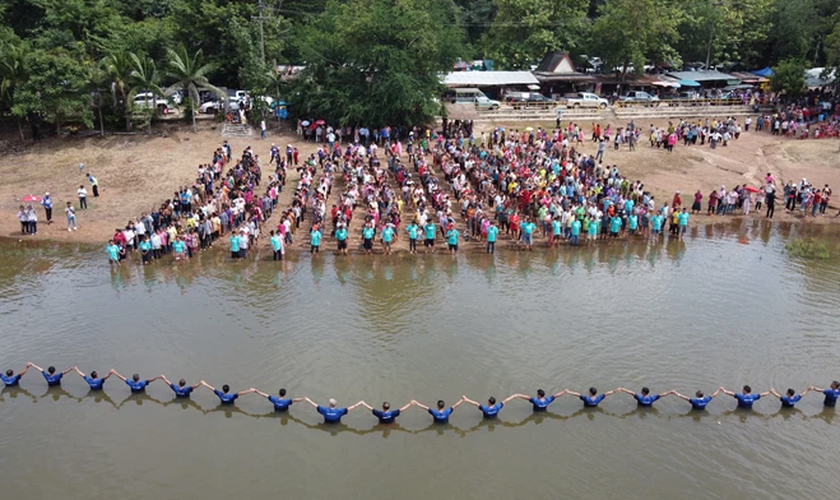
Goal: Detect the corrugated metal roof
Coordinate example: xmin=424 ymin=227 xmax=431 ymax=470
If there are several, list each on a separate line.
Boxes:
xmin=443 ymin=71 xmax=539 ymax=87
xmin=666 ymin=70 xmax=738 ymax=82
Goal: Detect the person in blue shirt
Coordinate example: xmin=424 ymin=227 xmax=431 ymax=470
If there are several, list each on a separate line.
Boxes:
xmin=335 ymin=224 xmax=349 ymax=255
xmin=618 ymin=386 xmax=668 ymax=407
xmin=229 ymin=233 xmax=241 ymax=259
xmin=423 ymin=221 xmax=436 ymax=253
xmin=769 ymin=387 xmax=809 ymax=408
xmin=309 ymin=225 xmax=322 ymax=255
xmin=462 ymin=395 xmax=516 ymax=418
xmin=381 ymin=224 xmax=395 ymax=254
xmin=565 ymin=387 xmax=617 ymax=408
xmin=28 ymin=363 xmax=73 ymax=387
xmin=160 ymin=375 xmax=201 ymax=398
xmin=570 ymin=219 xmax=581 ymax=246
xmin=406 ymin=222 xmax=419 ymax=254
xmin=445 ymin=225 xmax=459 ymax=254
xmin=73 ymin=367 xmax=113 ymax=391
xmin=671 ymin=388 xmax=722 ymax=410
xmin=106 ymin=240 xmax=121 ymax=267
xmin=303 ymin=397 xmax=365 ymax=423
xmin=810 ymin=381 xmax=840 ymax=407
xmin=361 ymin=400 xmax=414 ymax=423
xmin=510 ymin=389 xmax=564 ymax=411
xmin=2 ymin=364 xmax=31 ymax=387
xmin=111 ymin=370 xmax=162 ymax=393
xmin=486 ymin=221 xmax=499 ymax=254
xmin=362 ymin=223 xmax=375 ymax=254
xmin=677 ymin=208 xmax=690 ymax=241
xmin=200 ymin=380 xmax=255 ymax=405
xmin=721 ymin=385 xmax=770 ymax=409
xmin=414 ymin=397 xmax=465 ymax=423
xmin=269 ymin=230 xmax=284 ymax=261
xmin=253 ymin=387 xmax=304 ymax=412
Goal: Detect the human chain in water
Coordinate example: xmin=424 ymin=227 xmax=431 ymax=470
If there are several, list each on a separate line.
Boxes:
xmin=4 ymin=364 xmax=840 ymax=425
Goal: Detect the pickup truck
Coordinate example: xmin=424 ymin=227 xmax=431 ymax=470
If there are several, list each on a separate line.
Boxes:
xmin=618 ymin=91 xmax=660 ymax=106
xmin=505 ymin=92 xmax=556 ymax=110
xmin=132 ymin=92 xmax=169 ymax=111
xmin=558 ymin=92 xmax=609 ymax=109
xmin=475 ymin=96 xmax=501 ymax=111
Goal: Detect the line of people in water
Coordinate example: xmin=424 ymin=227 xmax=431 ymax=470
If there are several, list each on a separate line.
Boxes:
xmin=4 ymin=363 xmax=839 ymax=424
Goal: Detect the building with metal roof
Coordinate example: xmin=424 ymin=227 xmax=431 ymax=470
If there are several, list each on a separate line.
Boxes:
xmin=442 ymin=71 xmax=539 ymax=87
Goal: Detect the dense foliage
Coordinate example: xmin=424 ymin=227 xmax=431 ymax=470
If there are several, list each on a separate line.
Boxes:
xmin=1 ymin=0 xmax=840 ymax=136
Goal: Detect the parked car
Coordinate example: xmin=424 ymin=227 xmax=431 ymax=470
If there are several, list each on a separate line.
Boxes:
xmin=199 ymin=99 xmax=240 ymax=114
xmin=132 ymin=92 xmax=169 ymax=111
xmin=475 ymin=96 xmax=501 ymax=111
xmin=506 ymin=92 xmax=556 ymax=110
xmin=558 ymin=92 xmax=609 ymax=109
xmin=618 ymin=91 xmax=660 ymax=105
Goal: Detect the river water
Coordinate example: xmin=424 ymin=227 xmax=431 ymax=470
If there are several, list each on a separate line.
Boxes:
xmin=1 ymin=219 xmax=839 ymax=500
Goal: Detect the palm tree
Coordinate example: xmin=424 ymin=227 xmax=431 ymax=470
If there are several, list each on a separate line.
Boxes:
xmin=87 ymin=60 xmax=108 ymax=136
xmin=128 ymin=53 xmax=165 ymax=134
xmin=167 ymin=45 xmax=224 ymax=132
xmin=100 ymin=51 xmax=133 ymax=131
xmin=0 ymin=43 xmax=29 ymax=140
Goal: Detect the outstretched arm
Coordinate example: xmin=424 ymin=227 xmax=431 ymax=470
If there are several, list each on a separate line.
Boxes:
xmin=18 ymin=365 xmax=30 ymax=377
xmin=348 ymin=401 xmax=365 ymax=411
xmin=237 ymin=388 xmax=256 ymax=397
xmin=111 ymin=370 xmax=127 ymax=382
xmin=799 ymin=388 xmax=810 ymax=398
xmin=412 ymin=399 xmax=429 ymax=411
xmin=564 ymin=389 xmax=581 ymax=397
xmin=720 ymin=386 xmax=735 ymax=396
xmin=361 ymin=401 xmax=374 ymax=411
xmin=200 ymin=381 xmax=216 ymax=392
xmin=758 ymin=390 xmax=771 ymax=397
xmin=74 ymin=367 xmax=86 ymax=377
xmin=711 ymin=388 xmax=723 ymax=398
xmin=603 ymin=389 xmax=616 ymax=397
xmin=398 ymin=401 xmax=412 ymax=412
xmin=451 ymin=397 xmax=465 ymax=409
xmin=461 ymin=395 xmax=479 ymax=407
xmin=101 ymin=371 xmax=113 ymax=381
xmin=672 ymin=392 xmax=690 ymax=401
xmin=148 ymin=375 xmax=162 ymax=383
xmin=553 ymin=389 xmax=567 ymax=398
xmin=502 ymin=394 xmax=519 ymax=404
xmin=27 ymin=362 xmax=44 ymax=372
xmin=292 ymin=397 xmax=305 ymax=402
xmin=618 ymin=387 xmax=636 ymax=397
xmin=769 ymin=388 xmax=781 ymax=399
xmin=253 ymin=389 xmax=270 ymax=398
xmin=61 ymin=367 xmax=75 ymax=375
xmin=810 ymin=385 xmax=824 ymax=393
xmin=303 ymin=397 xmax=319 ymax=408
xmin=160 ymin=375 xmax=172 ymax=386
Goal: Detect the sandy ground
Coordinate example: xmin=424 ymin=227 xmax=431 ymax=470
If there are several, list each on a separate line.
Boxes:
xmin=2 ymin=118 xmax=840 ymax=254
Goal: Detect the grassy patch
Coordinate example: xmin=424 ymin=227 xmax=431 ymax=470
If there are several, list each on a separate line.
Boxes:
xmin=785 ymin=238 xmax=831 ymax=259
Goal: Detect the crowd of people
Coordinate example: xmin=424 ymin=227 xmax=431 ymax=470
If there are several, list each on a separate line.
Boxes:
xmin=4 ymin=362 xmax=840 ymax=425
xmin=756 ymin=96 xmax=840 ymax=140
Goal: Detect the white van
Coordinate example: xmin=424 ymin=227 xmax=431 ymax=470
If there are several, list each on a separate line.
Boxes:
xmin=449 ymin=88 xmax=489 ymax=104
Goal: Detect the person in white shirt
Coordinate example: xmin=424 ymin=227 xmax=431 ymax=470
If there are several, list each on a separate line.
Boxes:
xmin=78 ymin=185 xmax=88 ymax=210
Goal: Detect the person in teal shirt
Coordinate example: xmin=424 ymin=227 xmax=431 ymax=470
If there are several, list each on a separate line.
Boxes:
xmin=172 ymin=237 xmax=187 ymax=262
xmin=570 ymin=219 xmax=581 ymax=245
xmin=486 ymin=221 xmax=499 ymax=254
xmin=651 ymin=214 xmax=663 ymax=239
xmin=139 ymin=236 xmax=152 ymax=264
xmin=423 ymin=221 xmax=436 ymax=253
xmin=609 ymin=215 xmax=622 ymax=238
xmin=106 ymin=240 xmax=120 ymax=267
xmin=587 ymin=217 xmax=599 ymax=244
xmin=335 ymin=224 xmax=348 ymax=254
xmin=269 ymin=230 xmax=284 ymax=260
xmin=362 ymin=224 xmax=375 ymax=254
xmin=310 ymin=226 xmax=322 ymax=255
xmin=406 ymin=222 xmax=419 ymax=254
xmin=627 ymin=213 xmax=638 ymax=236
xmin=677 ymin=208 xmax=689 ymax=240
xmin=381 ymin=224 xmax=395 ymax=254
xmin=229 ymin=233 xmax=241 ymax=259
xmin=520 ymin=218 xmax=535 ymax=250
xmin=446 ymin=226 xmax=459 ymax=254
xmin=551 ymin=218 xmax=561 ymax=247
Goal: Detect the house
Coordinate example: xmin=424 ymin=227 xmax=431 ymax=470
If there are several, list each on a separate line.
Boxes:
xmin=532 ymin=51 xmax=596 ymax=95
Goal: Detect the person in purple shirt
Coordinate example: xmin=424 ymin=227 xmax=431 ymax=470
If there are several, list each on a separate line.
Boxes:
xmin=111 ymin=370 xmax=162 ymax=393
xmin=200 ymin=381 xmax=255 ymax=404
xmin=27 ymin=363 xmax=74 ymax=387
xmin=618 ymin=386 xmax=671 ymax=407
xmin=253 ymin=387 xmax=304 ymax=412
xmin=1 ymin=364 xmax=31 ymax=387
xmin=721 ymin=385 xmax=770 ymax=409
xmin=303 ymin=397 xmax=365 ymax=423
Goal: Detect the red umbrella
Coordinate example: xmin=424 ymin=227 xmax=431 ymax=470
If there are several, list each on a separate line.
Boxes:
xmin=21 ymin=194 xmax=42 ymax=202
xmin=743 ymin=186 xmax=760 ymax=193
xmin=314 ymin=119 xmax=326 ymax=126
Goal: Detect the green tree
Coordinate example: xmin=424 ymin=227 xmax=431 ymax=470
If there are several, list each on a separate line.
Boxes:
xmin=87 ymin=60 xmax=109 ymax=136
xmin=481 ymin=0 xmax=588 ymax=69
xmin=769 ymin=0 xmax=816 ymax=63
xmin=591 ymin=0 xmax=681 ymax=80
xmin=290 ymin=0 xmax=464 ymax=127
xmin=0 ymin=41 xmax=29 ymax=140
xmin=100 ymin=51 xmax=133 ymax=130
xmin=128 ymin=52 xmax=164 ymax=133
xmin=770 ymin=58 xmax=807 ymax=98
xmin=166 ymin=45 xmax=223 ymax=132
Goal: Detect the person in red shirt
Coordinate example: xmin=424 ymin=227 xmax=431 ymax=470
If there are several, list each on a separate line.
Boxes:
xmin=672 ymin=191 xmax=682 ymax=209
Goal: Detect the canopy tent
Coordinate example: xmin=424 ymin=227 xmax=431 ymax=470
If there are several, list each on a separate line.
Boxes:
xmin=751 ymin=67 xmax=774 ymax=78
xmin=677 ymin=79 xmax=700 ymax=87
xmin=722 ymin=84 xmax=754 ymax=91
xmin=443 ymin=71 xmax=539 ymax=87
xmin=652 ymin=80 xmax=680 ymax=88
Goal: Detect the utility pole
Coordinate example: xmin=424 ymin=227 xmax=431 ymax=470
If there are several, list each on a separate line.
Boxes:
xmin=255 ymin=0 xmax=267 ymax=66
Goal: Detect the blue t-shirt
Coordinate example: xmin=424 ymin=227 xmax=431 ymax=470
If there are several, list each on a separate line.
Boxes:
xmin=780 ymin=395 xmax=802 ymax=408
xmin=310 ymin=230 xmax=322 ymax=246
xmin=446 ymin=230 xmax=459 ymax=245
xmin=106 ymin=244 xmax=120 ymax=260
xmin=424 ymin=223 xmax=436 ymax=239
xmin=824 ymin=388 xmax=839 ymax=407
xmin=407 ymin=225 xmax=419 ymax=239
xmin=268 ymin=396 xmax=293 ymax=411
xmin=522 ymin=222 xmax=535 ymax=235
xmin=382 ymin=227 xmax=395 ymax=243
xmin=689 ymin=396 xmax=713 ymax=410
xmin=571 ymin=220 xmax=581 ymax=236
xmin=214 ymin=389 xmax=239 ymax=404
xmin=229 ymin=235 xmax=240 ymax=252
xmin=734 ymin=393 xmax=760 ymax=409
xmin=172 ymin=240 xmax=186 ymax=254
xmin=609 ymin=217 xmax=622 ymax=232
xmin=335 ymin=228 xmax=347 ymax=241
xmin=372 ymin=408 xmax=401 ymax=423
xmin=318 ymin=405 xmax=348 ymax=423
xmin=170 ymin=384 xmax=194 ymax=398
xmin=551 ymin=220 xmax=561 ymax=236
xmin=652 ymin=215 xmax=663 ymax=231
xmin=126 ymin=380 xmax=149 ymax=393
xmin=634 ymin=394 xmax=660 ymax=407
xmin=479 ymin=402 xmax=503 ymax=418
xmin=628 ymin=215 xmax=638 ymax=230
xmin=529 ymin=395 xmax=555 ymax=411
xmin=487 ymin=226 xmax=499 ymax=242
xmin=43 ymin=371 xmax=63 ymax=386
xmin=428 ymin=407 xmax=454 ymax=423
xmin=270 ymin=235 xmax=282 ymax=251
xmin=84 ymin=376 xmax=105 ymax=390
xmin=678 ymin=212 xmax=689 ymax=226
xmin=362 ymin=227 xmax=375 ymax=240
xmin=1 ymin=374 xmax=22 ymax=387
xmin=581 ymin=394 xmax=606 ymax=407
